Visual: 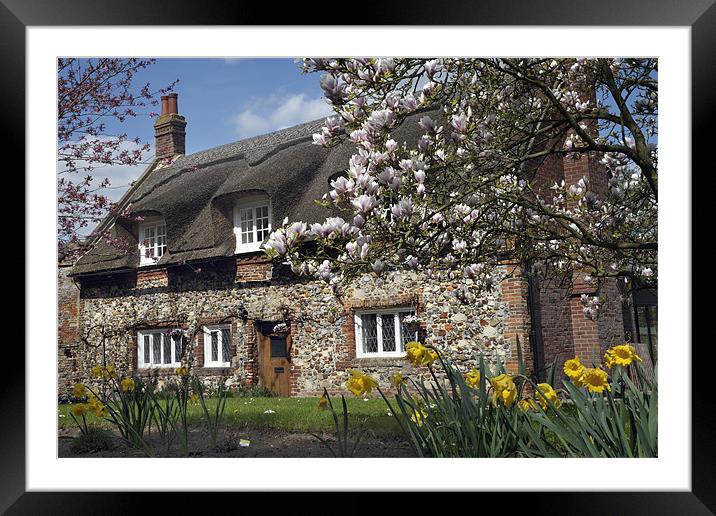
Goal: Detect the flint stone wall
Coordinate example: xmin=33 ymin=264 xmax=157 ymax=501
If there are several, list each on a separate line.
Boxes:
xmin=70 ymin=259 xmax=520 ymax=397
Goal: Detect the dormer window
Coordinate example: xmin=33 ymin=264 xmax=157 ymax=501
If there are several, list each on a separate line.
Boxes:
xmin=138 ymin=218 xmax=167 ymax=266
xmin=234 ymin=195 xmax=272 ymax=253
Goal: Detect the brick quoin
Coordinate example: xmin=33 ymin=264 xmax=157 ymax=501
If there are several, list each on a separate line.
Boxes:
xmin=501 ymin=265 xmax=533 ymax=375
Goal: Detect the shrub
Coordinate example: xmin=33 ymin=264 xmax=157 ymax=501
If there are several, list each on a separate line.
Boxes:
xmin=232 ymin=385 xmax=275 ymax=398
xmin=70 ymin=427 xmax=114 ymax=454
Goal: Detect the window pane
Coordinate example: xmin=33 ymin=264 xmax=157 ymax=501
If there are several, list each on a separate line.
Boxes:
xmin=381 ymin=314 xmax=396 ymax=352
xmin=361 ymin=314 xmax=378 ymax=353
xmin=152 ymin=334 xmax=161 ymax=364
xmin=173 ymin=336 xmax=182 ymax=362
xmin=143 ymin=335 xmax=151 ymax=364
xmin=399 ymin=312 xmax=417 ymax=347
xmin=270 ymin=337 xmax=287 ymax=357
xmin=221 ymin=328 xmax=231 ymax=363
xmin=163 ymin=334 xmax=172 ymax=364
xmin=256 ymin=206 xmax=270 ymax=241
xmin=211 ymin=331 xmax=219 ymax=362
xmin=636 ymin=306 xmax=649 ymax=344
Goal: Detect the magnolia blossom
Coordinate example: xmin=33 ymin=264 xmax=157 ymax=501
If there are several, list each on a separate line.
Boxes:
xmin=272 ymin=58 xmax=657 ymax=304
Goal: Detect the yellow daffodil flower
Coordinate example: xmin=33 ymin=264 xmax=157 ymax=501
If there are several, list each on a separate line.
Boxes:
xmin=175 ymin=366 xmax=188 ymax=376
xmin=318 ymin=393 xmax=329 ymax=411
xmin=604 ymin=344 xmax=643 ymax=368
xmin=563 ymin=357 xmax=585 ymax=380
xmin=535 ymin=383 xmax=562 ymax=410
xmin=390 ymin=372 xmax=407 ymax=389
xmin=72 ymin=383 xmax=87 ymax=398
xmin=404 ymin=341 xmax=439 ymax=367
xmin=410 ymin=407 xmax=428 ymax=427
xmin=71 ymin=404 xmax=87 ymax=418
xmin=120 ymin=377 xmax=135 ymax=392
xmin=91 ymin=365 xmax=103 ymax=379
xmin=465 ymin=369 xmax=481 ymax=389
xmin=489 ymin=373 xmax=517 ymax=407
xmin=518 ymin=398 xmax=538 ymax=413
xmin=87 ymin=396 xmax=107 ymax=417
xmin=345 ymin=369 xmax=378 ymax=398
xmin=102 ymin=364 xmax=118 ymax=380
xmin=581 ymin=367 xmax=611 ymax=393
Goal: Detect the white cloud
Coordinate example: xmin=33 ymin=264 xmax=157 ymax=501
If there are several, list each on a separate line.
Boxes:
xmin=233 ymin=93 xmax=333 ymax=139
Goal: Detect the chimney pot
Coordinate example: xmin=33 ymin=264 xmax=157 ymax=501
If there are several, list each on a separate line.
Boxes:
xmin=167 ymin=93 xmax=178 ymax=114
xmin=154 ymin=93 xmax=186 ymax=159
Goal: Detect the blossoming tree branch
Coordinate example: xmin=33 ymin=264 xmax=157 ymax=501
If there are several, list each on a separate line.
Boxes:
xmin=264 ymin=58 xmax=657 ymax=316
xmin=58 ymin=58 xmax=177 ymax=256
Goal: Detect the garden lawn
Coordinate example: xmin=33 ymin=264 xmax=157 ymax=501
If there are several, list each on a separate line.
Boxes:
xmin=58 ymin=396 xmax=403 ymax=435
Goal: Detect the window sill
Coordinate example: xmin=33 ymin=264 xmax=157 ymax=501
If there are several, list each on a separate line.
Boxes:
xmin=235 ymin=247 xmax=264 ymax=255
xmin=354 ymin=354 xmax=406 ymax=361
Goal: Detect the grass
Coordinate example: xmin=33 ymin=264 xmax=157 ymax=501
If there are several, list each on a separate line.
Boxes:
xmin=58 ymin=396 xmax=403 ymax=435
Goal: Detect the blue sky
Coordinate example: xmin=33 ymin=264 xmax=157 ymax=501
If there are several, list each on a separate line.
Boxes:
xmin=91 ymin=58 xmax=332 ymax=204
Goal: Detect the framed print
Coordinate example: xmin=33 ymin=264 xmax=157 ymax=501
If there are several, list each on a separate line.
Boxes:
xmin=3 ymin=0 xmax=711 ymax=513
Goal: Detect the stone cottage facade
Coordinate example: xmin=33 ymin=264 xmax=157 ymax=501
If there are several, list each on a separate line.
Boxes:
xmin=59 ymin=93 xmax=635 ymax=397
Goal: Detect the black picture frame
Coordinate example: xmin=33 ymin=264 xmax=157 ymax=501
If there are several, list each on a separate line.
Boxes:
xmin=4 ymin=0 xmax=709 ymax=513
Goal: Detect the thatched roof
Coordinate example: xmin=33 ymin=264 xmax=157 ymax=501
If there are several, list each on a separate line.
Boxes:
xmin=71 ymin=111 xmax=434 ymax=276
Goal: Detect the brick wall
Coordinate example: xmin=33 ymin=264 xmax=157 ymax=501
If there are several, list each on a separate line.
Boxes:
xmin=235 ymin=254 xmax=273 ymax=282
xmin=58 ymin=262 xmax=81 ymax=395
xmin=501 ymin=265 xmax=533 ymax=375
xmin=136 ymin=268 xmax=169 ymax=288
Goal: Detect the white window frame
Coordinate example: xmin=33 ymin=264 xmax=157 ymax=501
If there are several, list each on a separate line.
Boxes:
xmin=203 ymin=324 xmax=232 ymax=368
xmin=137 ymin=329 xmax=182 ymax=369
xmin=138 ymin=217 xmax=167 ymax=266
xmin=354 ymin=308 xmax=417 ymax=358
xmin=233 ymin=195 xmax=272 ymax=254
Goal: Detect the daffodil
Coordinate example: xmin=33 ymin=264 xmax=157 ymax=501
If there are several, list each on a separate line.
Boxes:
xmin=91 ymin=365 xmax=103 ymax=379
xmin=489 ymin=373 xmax=517 ymax=407
xmin=390 ymin=372 xmax=407 ymax=389
xmin=345 ymin=369 xmax=378 ymax=398
xmin=176 ymin=366 xmax=188 ymax=376
xmin=318 ymin=393 xmax=329 ymax=410
xmin=518 ymin=398 xmax=538 ymax=412
xmin=103 ymin=364 xmax=118 ymax=380
xmin=120 ymin=377 xmax=135 ymax=392
xmin=87 ymin=396 xmax=107 ymax=417
xmin=563 ymin=357 xmax=585 ymax=380
xmin=410 ymin=407 xmax=428 ymax=427
xmin=189 ymin=393 xmax=200 ymax=404
xmin=604 ymin=344 xmax=643 ymax=368
xmin=404 ymin=341 xmax=439 ymax=367
xmin=581 ymin=367 xmax=611 ymax=393
xmin=71 ymin=404 xmax=86 ymax=418
xmin=72 ymin=383 xmax=87 ymax=398
xmin=465 ymin=369 xmax=481 ymax=389
xmin=535 ymin=383 xmax=562 ymax=410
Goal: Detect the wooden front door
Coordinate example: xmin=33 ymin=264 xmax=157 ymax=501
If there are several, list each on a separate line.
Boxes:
xmin=257 ymin=327 xmax=291 ymax=396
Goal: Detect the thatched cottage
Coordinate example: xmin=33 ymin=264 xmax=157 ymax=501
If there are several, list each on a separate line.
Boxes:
xmin=58 ymin=93 xmax=651 ymax=397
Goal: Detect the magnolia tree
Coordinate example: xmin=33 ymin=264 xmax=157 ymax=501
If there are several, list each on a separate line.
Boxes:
xmin=264 ymin=58 xmax=657 ymax=316
xmin=58 ymin=58 xmax=177 ymax=257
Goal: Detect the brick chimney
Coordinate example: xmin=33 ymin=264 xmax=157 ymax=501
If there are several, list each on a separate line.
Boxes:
xmin=154 ymin=93 xmax=186 ymax=159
